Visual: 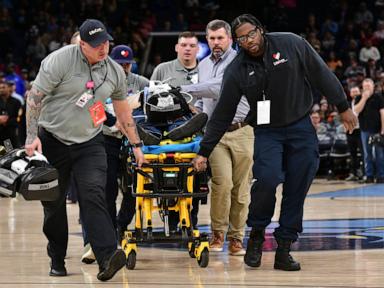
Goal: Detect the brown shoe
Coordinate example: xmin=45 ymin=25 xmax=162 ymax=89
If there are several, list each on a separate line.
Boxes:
xmin=209 ymin=231 xmax=224 ymax=252
xmin=228 ymin=238 xmax=246 ymax=256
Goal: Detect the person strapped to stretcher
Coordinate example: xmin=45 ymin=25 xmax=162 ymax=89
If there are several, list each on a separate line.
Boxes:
xmin=132 ymin=80 xmax=208 ymax=145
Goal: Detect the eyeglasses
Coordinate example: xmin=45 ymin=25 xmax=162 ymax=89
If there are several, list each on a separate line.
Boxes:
xmin=236 ymin=29 xmax=259 ymax=44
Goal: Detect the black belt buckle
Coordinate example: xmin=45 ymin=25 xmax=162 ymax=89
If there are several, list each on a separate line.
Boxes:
xmin=227 ymin=122 xmax=244 ymax=132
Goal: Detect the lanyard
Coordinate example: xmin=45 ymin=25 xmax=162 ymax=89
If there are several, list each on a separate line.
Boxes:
xmin=88 ymin=60 xmax=108 ymax=94
xmin=260 ymin=62 xmax=269 ymax=101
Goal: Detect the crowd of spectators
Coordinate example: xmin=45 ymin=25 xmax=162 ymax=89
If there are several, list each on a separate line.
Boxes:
xmin=0 ymin=1 xmax=384 ymax=86
xmin=0 ymin=0 xmax=225 ymax=81
xmin=1 ymin=0 xmax=384 ymax=181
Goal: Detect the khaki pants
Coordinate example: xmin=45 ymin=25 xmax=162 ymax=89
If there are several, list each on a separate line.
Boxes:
xmin=209 ymin=125 xmax=254 ymax=241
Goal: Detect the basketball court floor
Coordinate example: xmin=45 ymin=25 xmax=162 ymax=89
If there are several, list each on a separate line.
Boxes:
xmin=0 ymin=179 xmax=383 ymax=288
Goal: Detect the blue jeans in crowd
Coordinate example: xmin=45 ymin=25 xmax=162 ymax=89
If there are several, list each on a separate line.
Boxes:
xmin=360 ymin=130 xmax=384 ymax=179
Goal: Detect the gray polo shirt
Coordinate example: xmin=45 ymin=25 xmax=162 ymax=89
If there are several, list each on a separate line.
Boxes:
xmin=33 ymin=44 xmax=127 ymax=145
xmin=150 ymin=58 xmax=198 ymax=86
xmin=127 ymin=72 xmax=149 ymax=95
xmin=182 ymin=48 xmax=250 ymax=123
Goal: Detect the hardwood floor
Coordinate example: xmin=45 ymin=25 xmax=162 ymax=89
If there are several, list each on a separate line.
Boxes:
xmin=1 ymin=179 xmax=383 ymax=288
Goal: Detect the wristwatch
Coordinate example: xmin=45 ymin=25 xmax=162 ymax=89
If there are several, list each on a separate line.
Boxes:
xmin=131 ymin=141 xmax=144 ymax=148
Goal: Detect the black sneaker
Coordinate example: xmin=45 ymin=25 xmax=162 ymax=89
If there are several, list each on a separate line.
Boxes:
xmin=49 ymin=262 xmax=67 ymax=277
xmin=167 ymin=113 xmax=208 ymax=141
xmin=244 ymin=229 xmax=264 ymax=267
xmin=274 ymin=239 xmax=301 ymax=271
xmin=97 ymin=249 xmax=126 ymax=281
xmin=137 ymin=125 xmax=161 ymax=145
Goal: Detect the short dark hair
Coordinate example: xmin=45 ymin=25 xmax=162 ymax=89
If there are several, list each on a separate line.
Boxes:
xmin=231 ymin=14 xmax=264 ymax=38
xmin=178 ymin=31 xmax=197 ymax=40
xmin=206 ymin=19 xmax=231 ymax=36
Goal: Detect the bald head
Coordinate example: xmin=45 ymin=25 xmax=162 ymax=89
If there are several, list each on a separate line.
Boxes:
xmin=71 ymin=31 xmax=81 ymax=45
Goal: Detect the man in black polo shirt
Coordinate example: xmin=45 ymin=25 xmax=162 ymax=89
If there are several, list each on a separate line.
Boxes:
xmin=353 ymin=78 xmax=384 ymax=183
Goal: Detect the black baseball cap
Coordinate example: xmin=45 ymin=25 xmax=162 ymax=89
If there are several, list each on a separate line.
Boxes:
xmin=79 ymin=19 xmax=113 ymax=47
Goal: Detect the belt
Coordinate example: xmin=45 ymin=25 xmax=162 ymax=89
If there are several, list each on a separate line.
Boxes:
xmin=227 ymin=122 xmax=248 ymax=132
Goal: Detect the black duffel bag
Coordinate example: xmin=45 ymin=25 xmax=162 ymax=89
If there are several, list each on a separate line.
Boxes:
xmin=0 ymin=149 xmax=59 ymax=201
xmin=0 ymin=167 xmax=18 ymax=197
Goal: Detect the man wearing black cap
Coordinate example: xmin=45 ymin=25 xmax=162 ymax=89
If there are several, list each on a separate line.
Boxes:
xmin=80 ymin=44 xmax=150 ymax=264
xmin=25 ymin=19 xmax=145 ymax=281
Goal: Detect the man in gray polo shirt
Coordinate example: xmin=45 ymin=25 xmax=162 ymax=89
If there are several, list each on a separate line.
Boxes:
xmin=183 ymin=20 xmax=254 ymax=256
xmin=145 ymin=31 xmax=208 ymax=231
xmin=151 ymin=31 xmax=199 ymax=87
xmin=137 ymin=31 xmax=207 ymax=145
xmin=25 ymin=19 xmax=145 ymax=281
xmin=80 ymin=44 xmax=150 ymax=264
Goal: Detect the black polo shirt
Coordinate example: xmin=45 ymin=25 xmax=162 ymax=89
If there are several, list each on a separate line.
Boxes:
xmin=355 ymin=93 xmax=384 ymax=133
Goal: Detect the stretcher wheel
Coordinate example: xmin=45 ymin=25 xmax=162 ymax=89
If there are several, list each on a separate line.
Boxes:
xmin=188 ymin=242 xmax=196 ymax=258
xmin=197 ymin=248 xmax=209 ymax=268
xmin=126 ymin=251 xmax=136 ymax=270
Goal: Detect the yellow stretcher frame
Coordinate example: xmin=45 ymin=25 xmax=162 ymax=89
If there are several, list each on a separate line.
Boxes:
xmin=122 ymin=152 xmax=209 ymax=270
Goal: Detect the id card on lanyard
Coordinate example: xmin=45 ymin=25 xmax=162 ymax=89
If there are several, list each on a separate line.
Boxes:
xmin=257 ymin=92 xmax=270 ymax=125
xmin=85 ymin=79 xmax=106 ymax=127
xmin=76 ymin=81 xmax=94 ymax=108
xmin=89 ymin=101 xmax=107 ymax=127
xmin=81 ymin=63 xmax=109 ymax=127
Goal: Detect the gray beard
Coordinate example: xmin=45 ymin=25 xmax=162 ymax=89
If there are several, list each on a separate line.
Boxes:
xmin=213 ymin=50 xmax=224 ymax=59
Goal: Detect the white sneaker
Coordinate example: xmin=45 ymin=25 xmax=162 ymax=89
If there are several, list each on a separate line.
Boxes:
xmin=81 ymin=243 xmax=96 ymax=264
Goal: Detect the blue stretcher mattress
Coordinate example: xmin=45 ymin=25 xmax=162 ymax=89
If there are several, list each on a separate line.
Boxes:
xmin=142 ymin=136 xmax=202 ymax=154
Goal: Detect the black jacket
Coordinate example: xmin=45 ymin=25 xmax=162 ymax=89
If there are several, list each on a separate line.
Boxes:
xmin=199 ymin=32 xmax=349 ymax=157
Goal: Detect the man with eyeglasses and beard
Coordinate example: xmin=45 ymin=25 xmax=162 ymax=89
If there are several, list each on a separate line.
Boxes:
xmin=192 ymin=14 xmax=357 ymax=271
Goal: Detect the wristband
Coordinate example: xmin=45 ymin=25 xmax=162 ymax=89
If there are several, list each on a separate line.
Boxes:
xmin=131 ymin=141 xmax=144 ymax=148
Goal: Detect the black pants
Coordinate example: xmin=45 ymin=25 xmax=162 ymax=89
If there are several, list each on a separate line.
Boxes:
xmin=346 ymin=129 xmax=362 ymax=176
xmin=39 ymin=129 xmax=116 ymax=267
xmin=104 ymin=135 xmax=136 ymax=231
xmin=250 ymin=116 xmax=319 ymax=241
xmin=117 ymin=192 xmax=136 ymax=230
